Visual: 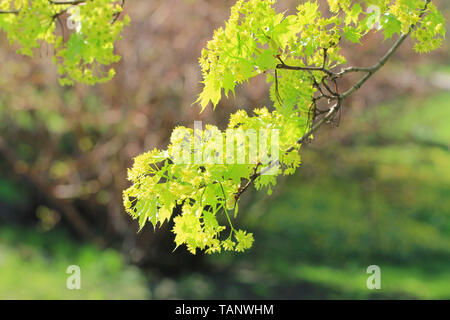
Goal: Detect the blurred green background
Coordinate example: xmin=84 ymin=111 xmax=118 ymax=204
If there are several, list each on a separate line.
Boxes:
xmin=0 ymin=0 xmax=449 ymax=299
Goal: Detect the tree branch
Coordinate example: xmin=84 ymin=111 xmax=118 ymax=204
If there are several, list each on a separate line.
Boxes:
xmin=339 ymin=0 xmax=431 ymax=99
xmin=0 ymin=0 xmax=124 ymax=24
xmin=235 ymin=0 xmax=433 ymax=200
xmin=276 ymin=63 xmax=335 ymax=77
xmin=49 ymin=0 xmax=87 ymax=5
xmin=339 ymin=31 xmax=411 ymax=99
xmin=0 ymin=10 xmax=19 ymax=14
xmin=275 ymin=49 xmax=335 ymax=77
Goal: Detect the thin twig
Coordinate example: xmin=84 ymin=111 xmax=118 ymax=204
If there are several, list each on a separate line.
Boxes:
xmin=0 ymin=10 xmax=19 ymax=14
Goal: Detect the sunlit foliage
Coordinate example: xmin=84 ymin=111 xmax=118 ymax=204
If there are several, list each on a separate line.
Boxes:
xmin=0 ymin=0 xmax=129 ymax=84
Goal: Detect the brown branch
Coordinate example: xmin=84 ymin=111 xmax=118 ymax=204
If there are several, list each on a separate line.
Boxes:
xmin=1 ymin=0 xmax=124 ymax=24
xmin=275 ymin=49 xmax=335 ymax=77
xmin=339 ymin=31 xmax=411 ymax=99
xmin=235 ymin=163 xmax=261 ymax=201
xmin=334 ymin=66 xmax=373 ymax=78
xmin=0 ymin=10 xmax=19 ymax=14
xmin=49 ymin=0 xmax=87 ymax=5
xmin=276 ymin=63 xmax=335 ymax=77
xmin=111 ymin=0 xmax=125 ymax=24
